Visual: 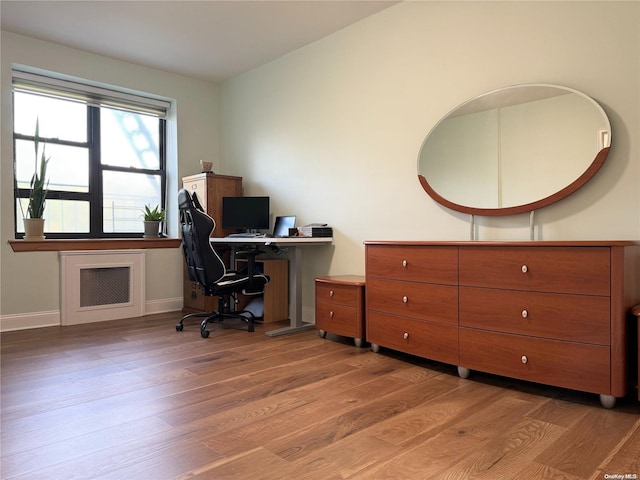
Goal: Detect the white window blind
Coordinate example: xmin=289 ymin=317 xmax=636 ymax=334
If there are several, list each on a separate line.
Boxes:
xmin=12 ymin=67 xmax=171 ymax=118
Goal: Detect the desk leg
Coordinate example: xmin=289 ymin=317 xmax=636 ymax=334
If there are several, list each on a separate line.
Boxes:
xmin=265 ymin=245 xmax=315 ymax=337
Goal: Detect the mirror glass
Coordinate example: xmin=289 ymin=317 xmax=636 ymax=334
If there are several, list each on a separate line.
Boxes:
xmin=417 ymin=84 xmax=611 ymax=216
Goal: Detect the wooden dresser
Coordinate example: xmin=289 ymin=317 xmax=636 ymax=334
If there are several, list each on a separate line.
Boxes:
xmin=365 ymin=241 xmax=639 ymax=407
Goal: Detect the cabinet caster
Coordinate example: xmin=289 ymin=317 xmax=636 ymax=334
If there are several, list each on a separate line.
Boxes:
xmin=371 ymin=343 xmax=380 ymax=353
xmin=457 ymin=366 xmax=471 ymax=379
xmin=599 ymin=394 xmax=616 ymax=409
xmin=318 ymin=329 xmax=327 ymax=338
xmin=354 ymin=338 xmax=363 ymax=348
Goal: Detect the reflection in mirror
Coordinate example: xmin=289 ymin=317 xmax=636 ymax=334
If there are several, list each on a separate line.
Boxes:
xmin=418 ymin=84 xmax=611 ymax=216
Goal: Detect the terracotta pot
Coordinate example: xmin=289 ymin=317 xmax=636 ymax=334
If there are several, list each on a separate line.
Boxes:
xmin=23 ymin=218 xmax=45 ymax=241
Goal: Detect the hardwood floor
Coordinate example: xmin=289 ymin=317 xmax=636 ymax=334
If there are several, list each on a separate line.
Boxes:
xmin=1 ymin=312 xmax=639 ymax=479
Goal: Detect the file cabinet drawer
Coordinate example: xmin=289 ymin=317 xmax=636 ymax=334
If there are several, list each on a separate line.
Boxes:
xmin=316 ymin=303 xmax=359 ymax=339
xmin=316 ymin=282 xmax=358 ymax=306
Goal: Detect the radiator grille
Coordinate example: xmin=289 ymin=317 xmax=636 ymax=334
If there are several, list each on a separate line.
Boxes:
xmin=80 ymin=267 xmax=130 ymax=307
xmin=60 ymin=250 xmax=145 ymax=325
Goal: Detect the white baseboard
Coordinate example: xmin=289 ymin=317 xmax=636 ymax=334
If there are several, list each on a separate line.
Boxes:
xmin=145 ymin=297 xmax=183 ymax=315
xmin=0 ymin=311 xmax=60 ymax=332
xmin=1 ymin=297 xmax=184 ymax=332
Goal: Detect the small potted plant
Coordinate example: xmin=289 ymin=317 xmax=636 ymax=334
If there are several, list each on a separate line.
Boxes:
xmin=21 ymin=119 xmax=50 ymax=241
xmin=142 ymin=204 xmax=165 ymax=238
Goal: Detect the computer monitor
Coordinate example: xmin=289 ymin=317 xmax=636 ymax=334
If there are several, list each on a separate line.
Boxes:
xmin=222 ymin=196 xmax=270 ymax=231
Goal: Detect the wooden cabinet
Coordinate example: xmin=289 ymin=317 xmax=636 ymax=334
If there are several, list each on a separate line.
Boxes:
xmin=182 ymin=173 xmax=243 ymax=235
xmin=365 ymin=240 xmax=639 ymax=407
xmin=182 ymin=173 xmax=242 ymax=313
xmin=236 ymin=258 xmax=288 ymax=323
xmin=315 ymin=275 xmax=366 ymax=347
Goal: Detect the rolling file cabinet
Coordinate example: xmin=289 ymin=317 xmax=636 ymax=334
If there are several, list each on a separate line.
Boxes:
xmin=315 ymin=275 xmax=366 ymax=347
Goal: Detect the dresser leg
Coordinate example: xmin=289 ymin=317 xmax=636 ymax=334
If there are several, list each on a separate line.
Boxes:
xmin=599 ymin=394 xmax=616 ymax=409
xmin=457 ymin=366 xmax=471 ymax=379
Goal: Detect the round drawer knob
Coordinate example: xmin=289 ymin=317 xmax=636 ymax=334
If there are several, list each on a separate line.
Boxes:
xmin=521 ymin=265 xmax=528 ymax=273
xmin=521 ymin=309 xmax=528 ymax=318
xmin=403 ymin=332 xmax=409 ymax=340
xmin=329 ymin=290 xmax=334 ymax=297
xmin=521 ymin=355 xmax=528 ymax=364
xmin=329 ymin=311 xmax=334 ymax=318
xmin=402 ymin=260 xmax=408 ymax=268
xmin=402 ymin=296 xmax=408 ymax=303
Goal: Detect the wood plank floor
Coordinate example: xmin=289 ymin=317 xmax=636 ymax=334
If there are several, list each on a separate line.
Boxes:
xmin=1 ymin=312 xmax=639 ymax=479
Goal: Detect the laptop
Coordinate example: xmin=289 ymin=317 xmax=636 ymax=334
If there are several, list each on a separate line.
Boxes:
xmin=272 ymin=215 xmax=296 ymax=237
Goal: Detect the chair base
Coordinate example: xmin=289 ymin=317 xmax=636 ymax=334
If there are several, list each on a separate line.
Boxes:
xmin=177 ymin=309 xmax=257 ymax=338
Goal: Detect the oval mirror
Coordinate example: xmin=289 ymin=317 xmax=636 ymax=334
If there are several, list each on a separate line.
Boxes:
xmin=417 ymin=84 xmax=611 ymax=216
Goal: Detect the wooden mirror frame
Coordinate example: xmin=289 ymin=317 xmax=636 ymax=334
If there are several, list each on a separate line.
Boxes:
xmin=417 ymin=85 xmax=611 ymax=216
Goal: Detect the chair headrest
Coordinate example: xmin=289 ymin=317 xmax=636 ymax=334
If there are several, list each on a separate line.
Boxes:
xmin=178 ymin=189 xmax=192 ymax=210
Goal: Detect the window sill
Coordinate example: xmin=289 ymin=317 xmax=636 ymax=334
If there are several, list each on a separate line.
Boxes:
xmin=8 ymin=237 xmax=181 ymax=252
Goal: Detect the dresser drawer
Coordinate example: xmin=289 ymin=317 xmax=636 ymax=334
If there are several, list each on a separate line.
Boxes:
xmin=459 ymin=247 xmax=610 ymax=295
xmin=367 ymin=278 xmax=458 ymax=325
xmin=459 ymin=328 xmax=610 ymax=394
xmin=366 ymin=245 xmax=458 ymax=284
xmin=459 ymin=287 xmax=610 ymax=345
xmin=316 ymin=282 xmax=358 ymax=306
xmin=367 ymin=311 xmax=458 ymax=364
xmin=316 ymin=302 xmax=361 ymax=339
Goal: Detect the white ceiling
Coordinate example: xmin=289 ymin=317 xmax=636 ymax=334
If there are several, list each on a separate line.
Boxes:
xmin=1 ymin=0 xmax=399 ymax=84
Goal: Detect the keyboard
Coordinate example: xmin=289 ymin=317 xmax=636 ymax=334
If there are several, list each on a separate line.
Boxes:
xmin=226 ymin=232 xmax=267 ymax=238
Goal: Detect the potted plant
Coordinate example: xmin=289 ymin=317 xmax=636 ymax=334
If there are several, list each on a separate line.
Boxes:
xmin=142 ymin=204 xmax=165 ymax=238
xmin=21 ymin=120 xmax=50 ymax=241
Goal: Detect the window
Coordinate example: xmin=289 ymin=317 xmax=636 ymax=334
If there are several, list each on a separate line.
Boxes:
xmin=13 ymin=69 xmax=170 ymax=239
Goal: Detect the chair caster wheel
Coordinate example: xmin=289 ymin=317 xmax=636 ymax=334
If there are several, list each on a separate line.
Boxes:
xmin=176 ymin=324 xmax=183 ymax=331
xmin=201 ymin=330 xmax=210 ymax=338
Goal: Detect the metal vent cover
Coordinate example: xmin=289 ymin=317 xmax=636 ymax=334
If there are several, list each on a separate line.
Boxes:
xmin=80 ymin=266 xmax=130 ymax=307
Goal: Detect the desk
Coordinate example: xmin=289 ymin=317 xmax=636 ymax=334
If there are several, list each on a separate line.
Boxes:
xmin=210 ymin=236 xmax=333 ymax=336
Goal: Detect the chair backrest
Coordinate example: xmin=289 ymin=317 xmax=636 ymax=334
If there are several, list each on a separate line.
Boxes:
xmin=178 ymin=189 xmax=226 ymax=288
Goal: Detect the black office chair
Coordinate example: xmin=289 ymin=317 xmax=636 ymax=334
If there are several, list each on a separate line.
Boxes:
xmin=177 ymin=189 xmax=270 ymax=338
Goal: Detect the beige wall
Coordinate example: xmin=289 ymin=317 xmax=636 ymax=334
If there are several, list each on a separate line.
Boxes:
xmin=2 ymin=1 xmax=639 ymax=328
xmin=0 ymin=31 xmax=219 ymax=326
xmin=219 ymin=1 xmax=639 ymax=310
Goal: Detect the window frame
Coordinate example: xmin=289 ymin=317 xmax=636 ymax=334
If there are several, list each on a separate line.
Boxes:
xmin=12 ymin=70 xmax=169 ymax=240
